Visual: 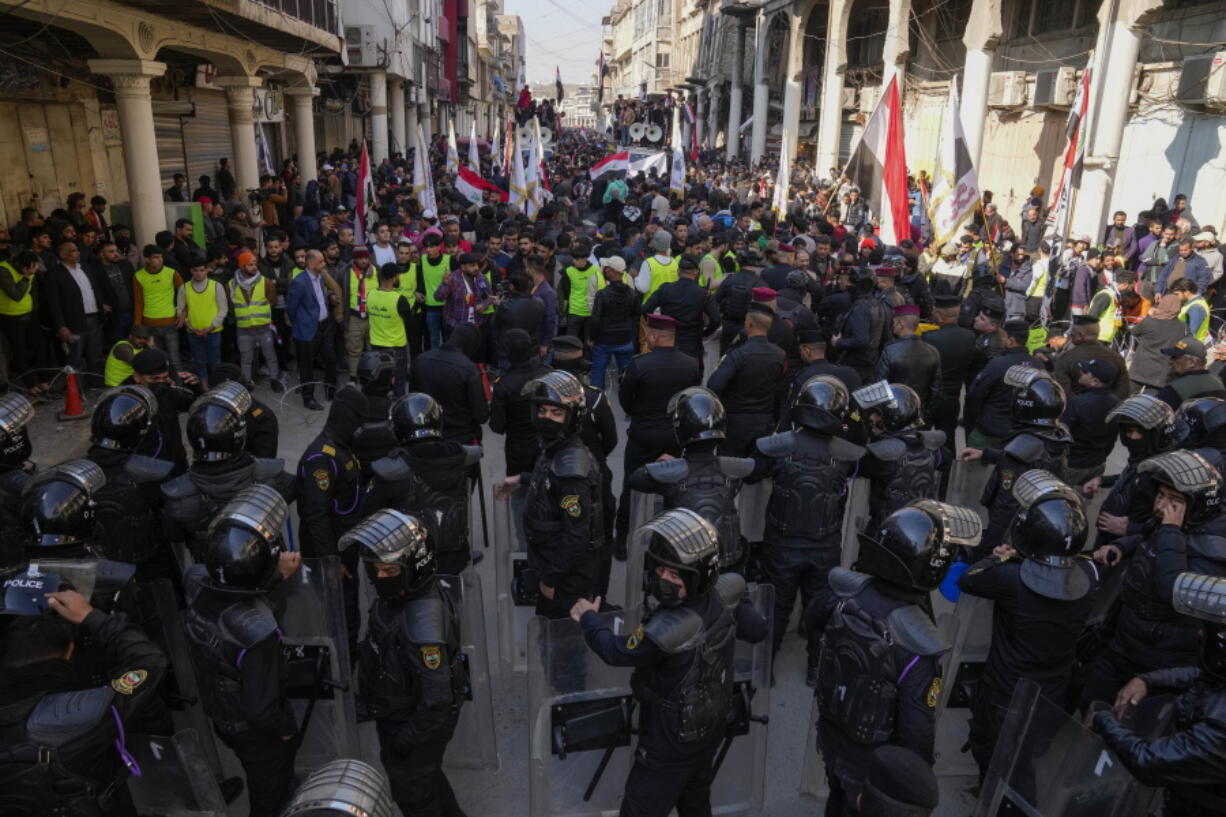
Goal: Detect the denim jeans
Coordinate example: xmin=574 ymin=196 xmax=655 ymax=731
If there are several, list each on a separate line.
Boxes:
xmin=186 ymin=331 xmax=222 ymax=383
xmin=425 ymin=308 xmax=444 ymax=350
xmin=591 ymin=342 xmax=633 ymax=391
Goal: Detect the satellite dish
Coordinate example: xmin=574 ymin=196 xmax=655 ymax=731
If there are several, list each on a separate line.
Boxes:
xmin=645 ymin=124 xmax=663 ymax=143
xmin=629 ymin=122 xmax=646 ymax=140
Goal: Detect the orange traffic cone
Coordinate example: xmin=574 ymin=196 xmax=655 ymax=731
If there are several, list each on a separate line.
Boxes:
xmin=58 ymin=367 xmax=87 ymax=421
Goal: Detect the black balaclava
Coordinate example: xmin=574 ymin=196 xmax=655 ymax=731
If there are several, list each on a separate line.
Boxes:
xmin=325 ymin=387 xmax=370 ymax=445
xmin=447 ymin=323 xmax=484 ymax=362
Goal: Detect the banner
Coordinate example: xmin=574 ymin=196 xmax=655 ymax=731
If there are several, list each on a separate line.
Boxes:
xmin=589 ymin=150 xmax=629 ymax=179
xmin=355 ymin=141 xmax=374 ymax=245
xmin=1043 ymin=61 xmax=1093 ymax=248
xmin=446 ymin=118 xmax=460 ymax=175
xmin=771 ymin=137 xmax=789 ymax=219
xmin=468 ymin=120 xmax=480 ymax=169
xmin=508 ymin=132 xmax=530 ymax=214
xmin=843 ymin=74 xmax=910 ymax=244
xmin=927 ymin=77 xmax=981 ymax=249
xmin=412 ymin=123 xmax=436 ymax=215
xmin=456 ymin=165 xmax=509 ymax=205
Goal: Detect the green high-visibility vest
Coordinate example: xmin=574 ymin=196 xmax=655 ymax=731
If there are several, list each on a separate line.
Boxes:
xmin=1180 ymin=295 xmax=1211 ymax=341
xmin=134 ymin=267 xmax=177 ymax=320
xmin=421 ymin=254 xmax=451 ymax=307
xmin=231 ymin=277 xmax=271 ymax=328
xmin=367 ymin=288 xmax=407 ymax=347
xmin=0 ymin=261 xmax=33 ymax=316
xmin=104 ymin=340 xmax=134 ymax=386
xmin=644 ymin=256 xmax=680 ymax=299
xmin=184 ymin=279 xmax=222 ymax=333
xmin=564 ymin=263 xmax=599 ymax=317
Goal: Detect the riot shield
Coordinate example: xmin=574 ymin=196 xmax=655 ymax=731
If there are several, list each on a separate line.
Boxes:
xmin=932 ymin=592 xmax=995 ymax=779
xmin=972 ymin=678 xmax=1165 ymax=817
xmin=703 ymin=334 xmax=720 ymax=377
xmin=839 ymin=477 xmax=871 ymax=568
xmin=621 ymin=491 xmax=664 ymax=613
xmin=271 ymin=556 xmax=360 ymax=775
xmin=946 ymin=460 xmax=992 ymax=525
xmin=798 ymin=696 xmax=827 ymax=802
xmin=528 ymin=584 xmax=774 ymax=817
xmin=21 ymin=559 xmax=97 ymax=601
xmin=737 ymin=479 xmax=770 ymax=544
xmin=440 ymin=571 xmax=500 ymax=771
xmin=495 ymin=489 xmax=535 ymax=674
xmin=125 ymin=729 xmax=228 ymax=817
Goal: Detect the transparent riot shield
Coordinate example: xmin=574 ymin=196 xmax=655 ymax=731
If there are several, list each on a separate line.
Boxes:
xmin=839 ymin=477 xmax=871 ymax=568
xmin=798 ymin=695 xmax=827 ymax=802
xmin=495 ymin=489 xmax=536 ymax=674
xmin=703 ymin=334 xmax=720 ymax=377
xmin=21 ymin=559 xmax=97 ymax=601
xmin=146 ymin=578 xmax=223 ymax=771
xmin=621 ymin=491 xmax=664 ymax=613
xmin=440 ymin=571 xmax=500 ymax=771
xmin=737 ymin=479 xmax=770 ymax=544
xmin=972 ymin=678 xmax=1165 ymax=817
xmin=271 ymin=556 xmax=360 ymax=775
xmin=528 ymin=585 xmax=774 ymax=817
xmin=932 ymin=592 xmax=995 ymax=779
xmin=946 ymin=460 xmax=992 ymax=525
xmin=125 ymin=729 xmax=228 ymax=817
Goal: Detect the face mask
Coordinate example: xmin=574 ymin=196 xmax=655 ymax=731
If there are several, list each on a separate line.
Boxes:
xmin=643 ymin=571 xmax=683 ymax=611
xmin=1120 ymin=433 xmax=1154 ymax=461
xmin=552 ymin=357 xmax=591 ymax=377
xmin=532 ymin=413 xmax=569 ymax=445
xmin=366 ymin=563 xmax=408 ymax=602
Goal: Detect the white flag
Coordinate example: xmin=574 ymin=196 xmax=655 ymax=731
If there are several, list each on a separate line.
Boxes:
xmin=508 ymin=132 xmax=530 ymax=215
xmin=771 ymin=136 xmax=789 ymax=218
xmin=468 ymin=120 xmax=480 ymax=170
xmin=446 ymin=118 xmax=459 ymax=175
xmin=413 ymin=123 xmax=437 ymax=215
xmin=670 ymin=144 xmax=685 ymax=199
xmin=927 ymin=77 xmax=981 ymax=249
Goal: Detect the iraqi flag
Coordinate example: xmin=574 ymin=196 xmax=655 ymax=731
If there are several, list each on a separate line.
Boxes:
xmin=355 ymin=141 xmax=375 ymax=245
xmin=589 ymin=151 xmax=629 ymax=180
xmin=456 ymin=164 xmax=509 ymax=205
xmin=1044 ymin=63 xmax=1092 ymax=247
xmin=843 ymin=74 xmax=910 ymax=245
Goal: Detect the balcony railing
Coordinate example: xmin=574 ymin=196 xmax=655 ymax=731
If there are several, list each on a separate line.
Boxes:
xmin=251 ymin=0 xmax=339 ymax=34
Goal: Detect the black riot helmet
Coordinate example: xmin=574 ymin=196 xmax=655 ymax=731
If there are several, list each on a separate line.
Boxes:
xmin=20 ymin=459 xmax=106 ymax=552
xmin=1169 ymin=397 xmax=1226 ymax=451
xmin=1107 ymin=394 xmax=1175 ymax=461
xmin=186 ymin=382 xmax=251 ymax=462
xmin=1172 ymin=572 xmax=1226 ymax=683
xmin=389 ymin=392 xmax=443 ymax=444
xmin=201 ymin=483 xmax=288 ymax=593
xmin=1005 ymin=365 xmax=1067 ymax=434
xmin=852 ymin=381 xmax=922 ymax=436
xmin=669 ymin=387 xmax=726 ymax=448
xmin=524 ymin=370 xmax=587 ymax=442
xmin=857 ymin=500 xmax=982 ymax=592
xmin=356 ymin=349 xmax=397 ymax=395
xmin=90 ymin=385 xmax=157 ymax=451
xmin=1137 ymin=449 xmax=1222 ymax=529
xmin=790 ymin=375 xmax=850 ymax=435
xmin=0 ymin=392 xmax=34 ymax=468
xmin=640 ymin=508 xmax=720 ymax=610
xmin=341 ymin=509 xmax=435 ymax=602
xmin=1011 ymin=470 xmax=1091 ymax=600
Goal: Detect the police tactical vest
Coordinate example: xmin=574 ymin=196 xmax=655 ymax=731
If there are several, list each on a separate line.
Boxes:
xmin=721 ymin=272 xmax=753 ymax=321
xmin=758 ymin=431 xmax=853 ymax=543
xmin=92 ymin=454 xmax=173 ymax=565
xmin=867 ymin=434 xmax=942 ymax=525
xmin=646 ymin=456 xmax=753 ymax=567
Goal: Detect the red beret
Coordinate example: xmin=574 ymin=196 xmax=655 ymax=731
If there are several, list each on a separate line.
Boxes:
xmin=893 ymin=304 xmax=920 ymax=317
xmin=875 ymin=266 xmax=897 ymax=278
xmin=751 ymin=286 xmax=777 ymax=302
xmin=646 ymin=313 xmax=677 ymax=330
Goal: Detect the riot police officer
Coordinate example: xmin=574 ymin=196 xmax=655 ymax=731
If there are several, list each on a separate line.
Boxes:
xmin=343 ymin=509 xmax=468 ymax=817
xmin=183 ymin=484 xmax=301 ymax=816
xmin=212 ymin=362 xmax=280 ymax=459
xmin=958 ymin=471 xmax=1101 ymax=779
xmin=0 ymin=392 xmax=36 ymax=569
xmin=351 ymin=349 xmax=400 ymax=480
xmin=86 ymin=385 xmax=176 ymax=584
xmin=1093 ymin=570 xmax=1226 ymax=816
xmin=923 ymin=294 xmax=975 ymax=496
xmin=570 ymin=508 xmax=767 ymax=817
xmin=1081 ymin=449 xmax=1226 ymax=709
xmin=1090 ymin=394 xmax=1174 ymax=547
xmin=162 ymin=381 xmax=296 ymax=560
xmin=809 ymin=500 xmax=977 ymax=815
xmin=626 ymin=387 xmax=754 ymax=569
xmin=1168 ymin=396 xmax=1226 ymax=471
xmin=495 ymin=371 xmax=602 ymax=620
xmin=707 ymin=301 xmax=786 ymax=457
xmin=853 ymin=382 xmax=945 ymax=534
xmin=489 ymin=328 xmax=552 ymax=475
xmin=963 ymin=320 xmax=1038 ymax=450
xmin=365 ymin=392 xmax=482 ymax=576
xmin=750 ymin=376 xmax=864 ymax=669
xmin=960 ymin=365 xmax=1071 ymax=559
xmin=129 ymin=347 xmax=200 ymax=476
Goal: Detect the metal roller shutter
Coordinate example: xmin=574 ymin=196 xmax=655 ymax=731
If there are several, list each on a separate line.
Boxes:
xmin=839 ymin=119 xmax=862 ymax=167
xmin=155 ymin=114 xmax=187 ymax=190
xmin=183 ymin=89 xmax=233 ymax=192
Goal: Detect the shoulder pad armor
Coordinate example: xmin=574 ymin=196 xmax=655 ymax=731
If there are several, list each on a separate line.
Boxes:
xmin=124 ymin=454 xmax=174 ymax=483
xmin=643 ymin=606 xmax=706 ymax=654
xmin=219 ymin=598 xmax=279 ymax=648
xmin=462 ymin=444 xmax=483 ymax=467
xmin=756 ymin=431 xmax=799 ymax=458
xmin=867 ymin=437 xmax=907 ymax=462
xmin=0 ymin=469 xmax=30 ymax=497
xmin=550 ymin=445 xmax=595 ymax=479
xmin=918 ymin=430 xmax=946 ymax=450
xmin=714 ymin=572 xmax=747 ymax=609
xmin=252 ymin=457 xmax=288 ymax=481
xmin=95 ymin=559 xmax=137 ymax=592
xmin=371 ymin=455 xmax=412 ymax=482
xmin=829 ymin=566 xmax=872 ymax=598
xmin=717 ymin=456 xmax=756 ymax=479
xmin=1189 ymin=534 xmax=1226 ymax=562
xmin=887 ymin=605 xmax=949 ymax=657
xmin=830 ymin=436 xmax=867 ymax=463
xmin=1003 ymin=432 xmax=1047 ymax=464
xmin=401 ymin=595 xmax=449 ymax=645
xmin=27 ymin=687 xmax=113 ymax=747
xmin=645 ymin=458 xmax=690 ymax=483
xmin=160 ymin=472 xmax=198 ymax=500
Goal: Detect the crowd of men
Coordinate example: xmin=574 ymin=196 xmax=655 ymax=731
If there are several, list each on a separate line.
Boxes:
xmin=1 ymin=124 xmax=1225 ymax=817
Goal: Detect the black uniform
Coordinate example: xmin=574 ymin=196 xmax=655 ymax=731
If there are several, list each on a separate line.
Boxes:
xmin=410 ymin=335 xmax=489 ymax=445
xmin=642 ymin=277 xmax=720 ymax=366
xmin=810 ymin=568 xmax=946 ymax=811
xmin=359 ymin=578 xmax=467 ymax=817
xmin=183 ymin=564 xmax=298 ymax=815
xmin=579 ymin=383 xmax=619 ymax=595
xmin=134 ymin=380 xmax=197 ymax=476
xmin=0 ymin=464 xmax=30 ymax=569
xmin=921 ymin=323 xmax=976 ymax=490
xmin=707 ymin=336 xmax=786 ymax=457
xmin=861 ymin=431 xmax=945 ymax=534
xmin=579 ymin=574 xmax=768 ymax=817
xmin=834 ymin=293 xmax=890 ymax=383
xmin=965 ymin=328 xmax=1006 ymax=393
xmin=787 ymin=359 xmax=862 ymax=409
xmin=244 ymin=397 xmax=280 ymax=459
xmin=616 ymin=346 xmax=702 ymax=548
xmin=964 ymin=348 xmax=1039 ymax=443
xmin=958 ymin=555 xmax=1101 ymax=775
xmin=520 ymin=433 xmax=603 ymax=619
xmin=714 ymin=268 xmax=759 ymax=353
xmin=0 ymin=608 xmax=168 ymax=817
xmin=1061 ymin=386 xmax=1121 ymax=487
xmin=489 ymin=357 xmax=553 ymax=474
xmin=87 ymin=447 xmax=175 ymax=585
xmin=976 ymin=432 xmax=1069 ymax=559
xmin=750 ymin=430 xmax=863 ymax=657
xmin=352 ymin=390 xmax=399 ymax=481
xmin=875 ymin=336 xmax=943 ymax=411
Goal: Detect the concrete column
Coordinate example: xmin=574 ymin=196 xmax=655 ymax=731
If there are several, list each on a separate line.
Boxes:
xmin=419 ymin=102 xmax=433 ymax=144
xmin=369 ymin=70 xmax=389 ymax=163
xmin=216 ymin=75 xmax=263 ymax=193
xmin=780 ymin=13 xmax=804 ymax=166
xmin=285 ymin=86 xmax=319 ymax=177
xmin=389 ymin=79 xmax=407 ymax=158
xmin=87 ymin=59 xmax=167 ymax=246
xmin=726 ymin=22 xmax=748 ymax=160
xmin=960 ymin=0 xmax=1002 ymax=172
xmin=407 ymin=91 xmax=419 ymax=149
xmin=1072 ymin=0 xmax=1163 ymax=240
xmin=750 ymin=14 xmax=769 ymax=163
xmin=882 ymin=0 xmax=913 ymax=98
xmin=695 ymin=89 xmax=706 ymax=149
xmin=816 ymin=0 xmax=850 ymax=174
xmin=708 ymin=85 xmax=722 ymax=149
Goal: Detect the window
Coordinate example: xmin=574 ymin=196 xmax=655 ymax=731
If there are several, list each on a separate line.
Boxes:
xmin=1011 ymin=0 xmax=1097 ymax=38
xmin=1032 ymin=2 xmax=1074 ymax=35
xmin=846 ymin=7 xmax=888 ymax=68
xmin=656 ymin=52 xmax=670 ymax=68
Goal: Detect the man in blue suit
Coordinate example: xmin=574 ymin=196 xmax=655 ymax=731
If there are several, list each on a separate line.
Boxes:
xmin=288 ymin=249 xmax=339 ymax=410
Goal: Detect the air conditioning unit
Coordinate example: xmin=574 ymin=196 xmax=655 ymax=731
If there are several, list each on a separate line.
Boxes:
xmin=1176 ymin=50 xmax=1226 ymax=111
xmin=987 ymin=71 xmax=1027 ymax=108
xmin=1032 ymin=66 xmax=1077 ymax=109
xmin=859 ymin=85 xmax=879 ymax=115
xmin=344 ymin=25 xmax=378 ymax=66
xmin=841 ymin=87 xmax=857 ymax=110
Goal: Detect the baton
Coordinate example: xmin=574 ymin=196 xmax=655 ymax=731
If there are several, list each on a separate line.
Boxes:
xmin=476 ymin=461 xmax=491 ymax=549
